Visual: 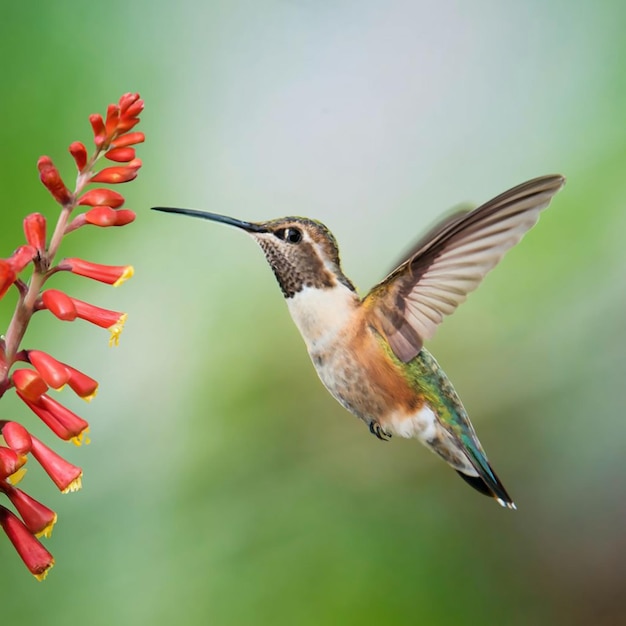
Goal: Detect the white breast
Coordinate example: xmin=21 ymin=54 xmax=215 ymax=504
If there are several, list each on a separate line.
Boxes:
xmin=286 ymin=285 xmax=359 ymax=353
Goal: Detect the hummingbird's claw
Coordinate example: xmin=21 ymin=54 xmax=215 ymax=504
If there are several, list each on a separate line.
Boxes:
xmin=369 ymin=421 xmax=392 ymax=441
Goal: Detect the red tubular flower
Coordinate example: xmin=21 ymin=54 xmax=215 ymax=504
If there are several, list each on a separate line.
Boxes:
xmin=23 ymin=213 xmax=47 ymax=252
xmin=12 ymin=369 xmax=48 ymax=402
xmin=42 ymin=289 xmax=77 ymax=321
xmin=27 ymin=350 xmax=70 ymax=389
xmin=0 ymin=260 xmax=17 ymax=299
xmin=29 ymin=436 xmax=82 ymax=493
xmin=16 ymin=401 xmax=74 ymax=441
xmin=26 ymin=351 xmax=98 ymax=400
xmin=78 ymin=188 xmax=125 ymax=208
xmin=72 ymin=298 xmax=127 ymax=346
xmin=24 ymin=393 xmax=89 ymax=445
xmin=37 ymin=157 xmax=72 ymax=205
xmin=17 ymin=391 xmax=89 ymax=444
xmin=38 ymin=395 xmax=89 ymax=443
xmin=62 ymin=258 xmax=134 ymax=286
xmin=0 ymin=482 xmax=57 ymax=538
xmin=8 ymin=245 xmax=37 ymax=273
xmin=68 ymin=141 xmax=88 ymax=171
xmin=0 ymin=506 xmax=54 ymax=580
xmin=41 ymin=290 xmax=127 ymax=345
xmin=72 ymin=297 xmax=125 ymax=328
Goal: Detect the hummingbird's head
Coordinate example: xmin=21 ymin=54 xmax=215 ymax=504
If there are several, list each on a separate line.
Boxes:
xmin=151 ymin=208 xmax=356 ymax=298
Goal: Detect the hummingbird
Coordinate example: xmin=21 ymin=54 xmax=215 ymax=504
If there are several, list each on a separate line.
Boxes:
xmin=153 ymin=174 xmax=565 ymax=509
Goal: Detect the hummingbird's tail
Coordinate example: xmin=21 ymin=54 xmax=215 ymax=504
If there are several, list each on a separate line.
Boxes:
xmin=456 ymin=465 xmax=516 ymax=510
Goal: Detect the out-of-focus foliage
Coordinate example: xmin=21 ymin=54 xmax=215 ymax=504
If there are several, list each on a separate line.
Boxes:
xmin=1 ymin=2 xmax=625 ymax=625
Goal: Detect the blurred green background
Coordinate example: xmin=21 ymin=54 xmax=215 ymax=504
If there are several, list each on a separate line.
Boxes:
xmin=1 ymin=1 xmax=625 ymax=624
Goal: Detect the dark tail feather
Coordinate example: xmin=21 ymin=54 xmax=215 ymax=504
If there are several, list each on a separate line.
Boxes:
xmin=456 ymin=468 xmax=516 ymax=510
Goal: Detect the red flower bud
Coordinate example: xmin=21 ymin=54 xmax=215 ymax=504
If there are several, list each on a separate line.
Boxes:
xmin=42 ymin=289 xmax=77 ymax=321
xmin=30 ymin=436 xmax=83 ymax=493
xmin=23 ymin=213 xmax=47 ymax=251
xmin=89 ymin=113 xmax=106 ymax=147
xmin=105 ymin=103 xmax=120 ymax=136
xmin=112 ymin=209 xmax=136 ymax=226
xmin=68 ymin=141 xmax=88 ymax=171
xmin=0 ymin=260 xmax=17 ymax=299
xmin=115 ymin=117 xmax=141 ymax=133
xmin=110 ymin=131 xmax=145 ymax=149
xmin=82 ymin=208 xmax=137 ymax=228
xmin=27 ymin=350 xmax=70 ymax=389
xmin=1 ymin=421 xmax=32 ymax=456
xmin=90 ymin=165 xmax=139 ymax=184
xmin=0 ymin=506 xmax=55 ymax=580
xmin=122 ymin=99 xmax=144 ymax=118
xmin=0 ymin=447 xmax=22 ymax=480
xmin=81 ymin=207 xmax=137 ymax=228
xmin=12 ymin=369 xmax=48 ymax=402
xmin=77 ymin=188 xmax=125 ymax=208
xmin=37 ymin=156 xmax=71 ymax=205
xmin=62 ymin=258 xmax=134 ymax=286
xmin=83 ymin=206 xmax=117 ymax=227
xmin=8 ymin=245 xmax=37 ymax=273
xmin=119 ymin=92 xmax=141 ymax=113
xmin=104 ymin=147 xmax=135 ymax=162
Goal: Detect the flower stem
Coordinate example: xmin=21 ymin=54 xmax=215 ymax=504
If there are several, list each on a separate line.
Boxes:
xmin=2 ymin=149 xmax=104 ymax=377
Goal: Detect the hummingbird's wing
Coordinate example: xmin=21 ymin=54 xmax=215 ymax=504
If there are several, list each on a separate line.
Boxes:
xmin=364 ymin=175 xmax=565 ymax=363
xmin=385 ymin=203 xmax=475 ymax=274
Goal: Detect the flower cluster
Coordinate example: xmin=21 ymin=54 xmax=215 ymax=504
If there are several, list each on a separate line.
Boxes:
xmin=0 ymin=93 xmax=143 ymax=580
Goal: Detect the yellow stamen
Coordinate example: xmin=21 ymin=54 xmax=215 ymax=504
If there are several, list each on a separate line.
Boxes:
xmin=34 ymin=560 xmax=54 ymax=582
xmin=113 ymin=265 xmax=134 ymax=287
xmin=61 ymin=473 xmax=83 ymax=494
xmin=70 ymin=428 xmax=90 ymax=447
xmin=35 ymin=513 xmax=58 ymax=539
xmin=80 ymin=387 xmax=98 ymax=403
xmin=7 ymin=466 xmax=27 ymax=485
xmin=108 ymin=313 xmax=127 ymax=347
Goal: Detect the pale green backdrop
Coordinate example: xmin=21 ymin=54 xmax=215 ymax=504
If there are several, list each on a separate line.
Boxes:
xmin=1 ymin=2 xmax=625 ymax=625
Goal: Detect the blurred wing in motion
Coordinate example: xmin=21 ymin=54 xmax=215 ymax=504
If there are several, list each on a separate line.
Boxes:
xmin=364 ymin=175 xmax=566 ymax=362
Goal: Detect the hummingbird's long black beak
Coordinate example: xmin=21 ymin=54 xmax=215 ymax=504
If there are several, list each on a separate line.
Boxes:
xmin=151 ymin=207 xmax=268 ymax=233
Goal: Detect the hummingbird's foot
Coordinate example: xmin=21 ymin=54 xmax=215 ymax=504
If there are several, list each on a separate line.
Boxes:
xmin=369 ymin=421 xmax=392 ymax=441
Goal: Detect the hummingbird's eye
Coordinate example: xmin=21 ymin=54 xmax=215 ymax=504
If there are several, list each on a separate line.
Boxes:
xmin=275 ymin=227 xmax=302 ymax=244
